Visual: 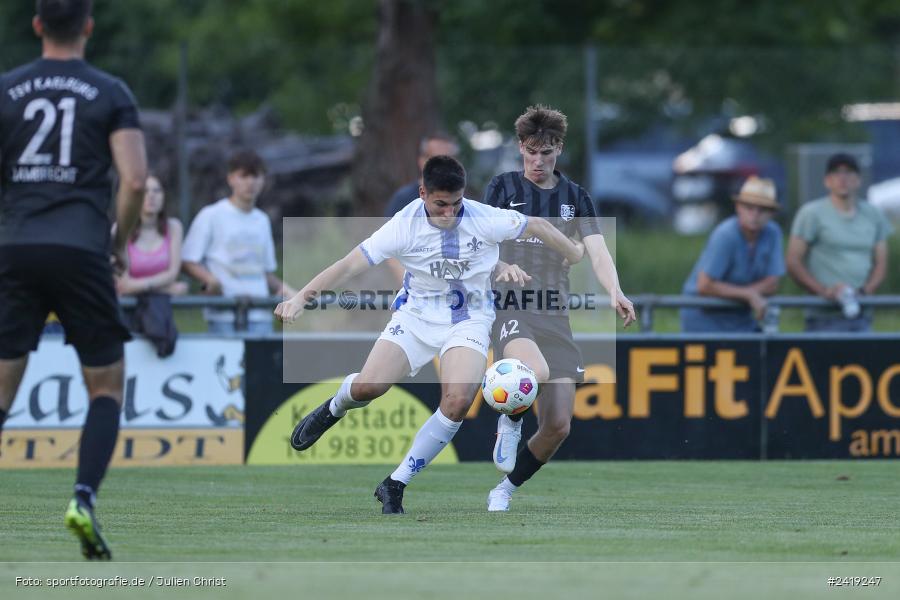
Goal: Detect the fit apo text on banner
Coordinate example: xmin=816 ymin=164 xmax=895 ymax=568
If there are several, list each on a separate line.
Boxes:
xmin=247 ymin=336 xmax=900 ymax=461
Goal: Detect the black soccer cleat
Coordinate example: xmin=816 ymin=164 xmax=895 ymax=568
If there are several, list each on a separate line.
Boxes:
xmin=374 ymin=477 xmax=406 ymax=515
xmin=290 ymin=398 xmax=341 ymax=451
xmin=64 ymin=496 xmax=112 ymax=560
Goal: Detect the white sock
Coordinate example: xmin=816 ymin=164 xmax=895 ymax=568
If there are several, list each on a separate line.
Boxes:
xmin=496 ymin=477 xmax=518 ymax=493
xmin=390 ymin=408 xmax=461 ymax=485
xmin=329 ymin=373 xmax=367 ymax=417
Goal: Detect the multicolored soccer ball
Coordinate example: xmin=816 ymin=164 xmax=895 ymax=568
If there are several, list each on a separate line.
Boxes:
xmin=481 ymin=359 xmax=538 ymax=416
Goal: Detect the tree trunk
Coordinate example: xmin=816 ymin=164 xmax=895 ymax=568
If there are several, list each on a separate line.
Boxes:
xmin=352 ymin=0 xmax=440 ymax=216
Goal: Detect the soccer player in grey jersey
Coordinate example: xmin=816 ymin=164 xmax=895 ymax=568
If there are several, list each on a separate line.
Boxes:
xmin=483 ymin=105 xmax=636 ymax=511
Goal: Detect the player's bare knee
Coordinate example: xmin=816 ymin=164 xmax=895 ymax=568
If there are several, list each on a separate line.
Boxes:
xmin=82 ymin=361 xmax=125 ymax=405
xmin=440 ymin=391 xmax=472 ymax=420
xmin=533 ymin=364 xmax=550 ymax=384
xmin=350 ymin=380 xmax=389 ymax=402
xmin=538 ymin=418 xmax=570 ymax=444
xmin=440 ymin=404 xmax=469 ymax=421
xmin=84 ymin=380 xmax=124 ymax=405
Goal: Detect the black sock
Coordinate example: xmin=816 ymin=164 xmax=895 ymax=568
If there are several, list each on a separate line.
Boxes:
xmin=75 ymin=396 xmax=121 ymax=506
xmin=507 ymin=445 xmax=545 ymax=487
xmin=508 ymin=408 xmax=527 ymax=423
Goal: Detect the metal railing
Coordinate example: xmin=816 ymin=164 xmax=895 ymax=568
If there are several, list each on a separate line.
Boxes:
xmin=119 ymin=293 xmax=900 ymax=333
xmin=118 ymin=295 xmax=273 ymax=332
xmin=626 ymin=294 xmax=900 ymax=332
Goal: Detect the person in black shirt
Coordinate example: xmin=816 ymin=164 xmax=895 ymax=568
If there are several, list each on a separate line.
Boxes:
xmin=0 ymin=0 xmax=147 ymax=559
xmin=383 ymin=133 xmax=460 ymax=218
xmin=383 ymin=133 xmax=460 ymax=284
xmin=482 ymin=105 xmax=635 ymax=512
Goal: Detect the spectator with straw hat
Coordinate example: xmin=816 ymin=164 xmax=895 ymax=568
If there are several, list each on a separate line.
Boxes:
xmin=681 ymin=176 xmax=784 ymax=332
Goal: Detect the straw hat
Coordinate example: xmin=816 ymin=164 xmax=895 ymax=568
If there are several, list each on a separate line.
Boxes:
xmin=733 ymin=176 xmax=778 ymax=209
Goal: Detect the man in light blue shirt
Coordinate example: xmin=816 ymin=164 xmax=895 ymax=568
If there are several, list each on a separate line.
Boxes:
xmin=681 ymin=176 xmax=785 ymax=332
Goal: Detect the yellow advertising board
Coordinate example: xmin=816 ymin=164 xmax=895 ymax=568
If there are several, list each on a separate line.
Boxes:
xmin=247 ymin=378 xmax=458 ymax=465
xmin=1 ymin=337 xmax=246 ymax=468
xmin=0 ymin=428 xmax=243 ymax=468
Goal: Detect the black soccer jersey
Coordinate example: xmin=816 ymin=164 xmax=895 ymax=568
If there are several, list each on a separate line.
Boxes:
xmin=0 ymin=58 xmax=140 ymax=254
xmin=483 ymin=170 xmax=602 ymax=315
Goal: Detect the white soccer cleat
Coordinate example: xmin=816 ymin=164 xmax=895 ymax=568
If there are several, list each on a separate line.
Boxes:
xmin=492 ymin=414 xmax=522 ymax=474
xmin=487 ymin=486 xmax=512 ymax=512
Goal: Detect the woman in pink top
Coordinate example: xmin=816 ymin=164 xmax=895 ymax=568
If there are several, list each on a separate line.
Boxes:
xmin=115 ymin=175 xmax=187 ymax=296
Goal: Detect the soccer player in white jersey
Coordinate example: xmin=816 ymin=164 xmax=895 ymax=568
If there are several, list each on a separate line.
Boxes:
xmin=274 ymin=156 xmax=583 ymax=514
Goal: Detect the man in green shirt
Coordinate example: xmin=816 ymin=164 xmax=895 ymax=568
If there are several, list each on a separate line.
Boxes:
xmin=786 ymin=153 xmax=893 ymax=332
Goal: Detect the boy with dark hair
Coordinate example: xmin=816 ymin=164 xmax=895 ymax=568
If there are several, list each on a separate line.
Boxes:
xmin=276 ymin=155 xmax=584 ymax=514
xmin=482 ymin=104 xmax=636 ymax=511
xmin=182 ymin=149 xmax=294 ymax=333
xmin=227 ymin=148 xmax=267 ymax=177
xmin=0 ymin=0 xmax=148 ymax=558
xmin=514 ymin=105 xmax=567 ymax=148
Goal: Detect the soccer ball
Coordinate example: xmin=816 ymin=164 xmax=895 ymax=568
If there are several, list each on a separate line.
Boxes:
xmin=482 ymin=359 xmax=538 ymax=416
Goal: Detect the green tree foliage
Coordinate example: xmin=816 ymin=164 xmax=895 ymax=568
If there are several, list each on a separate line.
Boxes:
xmin=2 ymin=0 xmax=899 ymax=172
xmin=437 ymin=0 xmax=900 ymax=164
xmin=1 ymin=0 xmax=375 ymax=134
xmin=156 ymin=0 xmax=375 ymax=132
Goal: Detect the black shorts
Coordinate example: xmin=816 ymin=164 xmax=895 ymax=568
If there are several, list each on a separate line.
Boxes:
xmin=491 ymin=311 xmax=584 ymax=383
xmin=0 ymin=244 xmax=131 ymax=366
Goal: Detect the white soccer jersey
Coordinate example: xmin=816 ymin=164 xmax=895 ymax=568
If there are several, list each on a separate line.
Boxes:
xmin=359 ymin=198 xmax=528 ymax=325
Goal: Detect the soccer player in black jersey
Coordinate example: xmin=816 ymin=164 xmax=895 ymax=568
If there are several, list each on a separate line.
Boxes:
xmin=482 ymin=105 xmax=636 ymax=511
xmin=0 ymin=0 xmax=147 ymax=558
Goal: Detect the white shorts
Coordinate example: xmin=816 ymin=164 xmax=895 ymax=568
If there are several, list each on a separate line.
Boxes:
xmin=378 ymin=309 xmax=491 ymax=377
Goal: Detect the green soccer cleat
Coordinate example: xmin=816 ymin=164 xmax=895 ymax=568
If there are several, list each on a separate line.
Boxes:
xmin=64 ymin=497 xmax=112 ymax=560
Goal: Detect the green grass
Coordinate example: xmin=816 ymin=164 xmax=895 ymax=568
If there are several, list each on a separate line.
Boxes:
xmin=2 ymin=462 xmax=899 ymax=599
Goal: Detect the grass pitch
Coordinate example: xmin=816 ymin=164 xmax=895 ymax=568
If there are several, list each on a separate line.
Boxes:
xmin=2 ymin=461 xmax=898 ymax=599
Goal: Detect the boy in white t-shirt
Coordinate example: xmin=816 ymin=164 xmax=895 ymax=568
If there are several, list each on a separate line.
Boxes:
xmin=182 ymin=150 xmax=294 ymax=334
xmin=275 ymin=156 xmax=584 ymax=514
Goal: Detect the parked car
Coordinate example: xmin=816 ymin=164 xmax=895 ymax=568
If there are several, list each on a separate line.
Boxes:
xmin=477 ymin=117 xmax=784 ymax=232
xmin=591 ymin=149 xmax=676 ymax=223
xmin=671 ymin=132 xmax=785 ymax=233
xmin=868 ymin=176 xmax=900 ymax=224
xmin=590 ymin=124 xmax=691 ymax=224
xmin=588 ymin=120 xmax=783 ymax=230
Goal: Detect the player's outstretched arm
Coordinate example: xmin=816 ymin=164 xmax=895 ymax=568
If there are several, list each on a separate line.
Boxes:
xmin=274 ymin=247 xmax=371 ymax=323
xmin=522 ymin=217 xmax=583 ymax=265
xmin=583 ymin=234 xmax=636 ymax=327
xmin=266 ymin=272 xmax=298 ymax=298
